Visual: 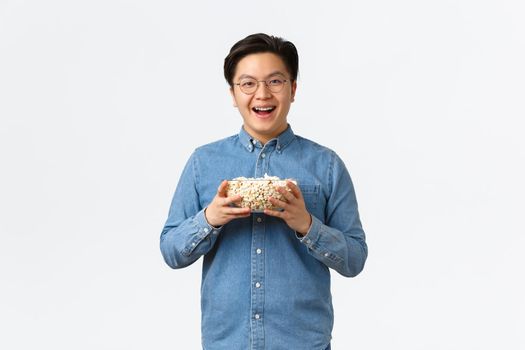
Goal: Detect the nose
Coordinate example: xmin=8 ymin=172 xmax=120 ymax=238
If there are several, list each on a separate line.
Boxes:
xmin=254 ymin=81 xmax=272 ymax=99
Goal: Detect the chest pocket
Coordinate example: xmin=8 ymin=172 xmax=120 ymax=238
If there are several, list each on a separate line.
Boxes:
xmin=298 ymin=184 xmax=320 ymax=209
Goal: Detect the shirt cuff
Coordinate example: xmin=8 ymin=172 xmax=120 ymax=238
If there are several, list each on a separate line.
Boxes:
xmin=183 ymin=209 xmax=222 ymax=256
xmin=296 ymin=214 xmax=322 ymax=247
xmin=195 ymin=209 xmax=222 ymax=236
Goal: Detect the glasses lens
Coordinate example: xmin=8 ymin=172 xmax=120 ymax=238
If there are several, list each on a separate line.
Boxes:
xmin=267 ymin=78 xmax=285 ymax=93
xmin=238 ymin=78 xmax=287 ymax=94
xmin=239 ymin=78 xmax=257 ymax=94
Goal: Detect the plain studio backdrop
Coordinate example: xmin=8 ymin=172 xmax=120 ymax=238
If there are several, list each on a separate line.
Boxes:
xmin=1 ymin=1 xmax=524 ymax=349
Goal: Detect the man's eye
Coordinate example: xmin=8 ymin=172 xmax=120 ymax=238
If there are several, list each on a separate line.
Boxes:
xmin=268 ymin=79 xmax=283 ymax=86
xmin=242 ymin=81 xmax=255 ymax=87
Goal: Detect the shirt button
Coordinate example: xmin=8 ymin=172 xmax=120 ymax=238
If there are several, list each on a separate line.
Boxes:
xmin=191 ymin=242 xmax=196 ymax=247
xmin=256 ymin=248 xmax=262 ymax=254
xmin=204 ymin=227 xmax=209 ymax=233
xmin=261 ymin=153 xmax=266 ymax=158
xmin=306 ymin=239 xmax=311 ymax=244
xmin=255 ymin=282 xmax=261 ymax=288
xmin=254 ymin=314 xmax=260 ymax=320
xmin=324 ymin=252 xmax=329 ymax=257
xmin=256 ymin=217 xmax=262 ymax=223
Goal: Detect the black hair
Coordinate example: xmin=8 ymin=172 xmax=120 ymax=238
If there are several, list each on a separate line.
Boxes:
xmin=224 ymin=33 xmax=299 ymax=87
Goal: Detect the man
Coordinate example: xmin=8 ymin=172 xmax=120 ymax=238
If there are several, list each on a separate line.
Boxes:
xmin=160 ymin=33 xmax=367 ymax=350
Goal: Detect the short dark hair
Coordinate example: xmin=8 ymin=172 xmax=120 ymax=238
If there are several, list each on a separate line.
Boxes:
xmin=224 ymin=33 xmax=299 ymax=87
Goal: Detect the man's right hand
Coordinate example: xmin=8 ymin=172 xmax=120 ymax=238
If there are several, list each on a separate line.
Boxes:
xmin=204 ymin=180 xmax=251 ymax=227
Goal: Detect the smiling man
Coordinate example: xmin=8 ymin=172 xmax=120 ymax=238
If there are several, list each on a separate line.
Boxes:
xmin=160 ymin=33 xmax=367 ymax=350
xmin=230 ymin=51 xmax=295 ymax=145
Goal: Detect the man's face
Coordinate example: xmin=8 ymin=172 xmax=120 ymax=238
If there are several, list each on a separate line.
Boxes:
xmin=230 ymin=52 xmax=297 ymax=144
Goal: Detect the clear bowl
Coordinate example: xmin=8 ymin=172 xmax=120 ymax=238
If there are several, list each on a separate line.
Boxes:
xmin=227 ymin=179 xmax=297 ymax=212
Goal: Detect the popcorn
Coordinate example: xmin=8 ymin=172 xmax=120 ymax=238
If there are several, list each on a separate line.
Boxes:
xmin=227 ymin=174 xmax=297 ymax=212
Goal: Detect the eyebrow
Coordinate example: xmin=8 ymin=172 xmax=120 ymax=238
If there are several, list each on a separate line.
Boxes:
xmin=238 ymin=71 xmax=287 ymax=80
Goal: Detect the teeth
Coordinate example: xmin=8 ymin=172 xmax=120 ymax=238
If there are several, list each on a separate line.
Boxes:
xmin=254 ymin=106 xmax=274 ymax=111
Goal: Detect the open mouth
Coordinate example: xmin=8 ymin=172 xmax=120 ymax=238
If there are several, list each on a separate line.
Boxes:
xmin=252 ymin=106 xmax=276 ymax=116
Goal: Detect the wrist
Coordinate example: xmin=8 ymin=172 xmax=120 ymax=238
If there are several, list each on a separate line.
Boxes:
xmin=296 ymin=213 xmax=312 ymax=237
xmin=204 ymin=207 xmax=220 ymax=228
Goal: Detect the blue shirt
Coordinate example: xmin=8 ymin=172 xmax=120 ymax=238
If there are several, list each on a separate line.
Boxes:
xmin=160 ymin=125 xmax=367 ymax=350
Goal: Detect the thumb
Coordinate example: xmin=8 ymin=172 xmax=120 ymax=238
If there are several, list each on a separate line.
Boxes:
xmin=217 ymin=180 xmax=229 ymax=197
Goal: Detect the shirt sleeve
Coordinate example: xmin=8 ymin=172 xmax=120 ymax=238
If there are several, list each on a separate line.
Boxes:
xmin=296 ymin=151 xmax=368 ymax=277
xmin=160 ymin=152 xmax=222 ymax=269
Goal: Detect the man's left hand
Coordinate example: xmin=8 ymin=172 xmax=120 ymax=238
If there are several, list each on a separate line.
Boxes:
xmin=264 ymin=181 xmax=312 ymax=236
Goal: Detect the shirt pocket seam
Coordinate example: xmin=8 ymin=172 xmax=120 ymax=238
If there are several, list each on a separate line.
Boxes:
xmin=299 ymin=183 xmax=320 ymax=209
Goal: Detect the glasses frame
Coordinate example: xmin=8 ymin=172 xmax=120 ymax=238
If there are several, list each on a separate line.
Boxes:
xmin=234 ymin=77 xmax=290 ymax=95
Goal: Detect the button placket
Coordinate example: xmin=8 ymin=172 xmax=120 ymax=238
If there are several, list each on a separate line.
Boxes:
xmin=255 ymin=142 xmax=275 ymax=176
xmin=250 ymin=143 xmax=276 ymax=348
xmin=251 ymin=213 xmax=265 ymax=346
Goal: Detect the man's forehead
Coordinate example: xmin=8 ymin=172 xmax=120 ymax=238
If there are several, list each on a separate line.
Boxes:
xmin=238 ymin=71 xmax=287 ymax=80
xmin=234 ymin=52 xmax=289 ymax=78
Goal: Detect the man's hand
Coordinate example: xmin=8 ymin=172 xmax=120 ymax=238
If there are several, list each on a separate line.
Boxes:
xmin=264 ymin=181 xmax=312 ymax=236
xmin=205 ymin=180 xmax=251 ymax=227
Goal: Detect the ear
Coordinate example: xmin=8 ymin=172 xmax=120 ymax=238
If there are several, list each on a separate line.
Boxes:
xmin=290 ymin=80 xmax=297 ymax=103
xmin=229 ymin=86 xmax=238 ymax=107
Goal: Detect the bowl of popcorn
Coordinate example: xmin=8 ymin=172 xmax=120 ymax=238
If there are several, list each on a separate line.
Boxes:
xmin=227 ymin=174 xmax=297 ymax=212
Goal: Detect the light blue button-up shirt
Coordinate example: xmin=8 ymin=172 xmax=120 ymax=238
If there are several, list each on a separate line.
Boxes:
xmin=160 ymin=125 xmax=367 ymax=350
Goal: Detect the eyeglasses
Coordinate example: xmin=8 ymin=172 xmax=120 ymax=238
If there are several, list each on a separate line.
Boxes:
xmin=234 ymin=77 xmax=289 ymax=95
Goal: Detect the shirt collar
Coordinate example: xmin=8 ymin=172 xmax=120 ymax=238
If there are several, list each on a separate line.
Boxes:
xmin=239 ymin=124 xmax=296 ymax=153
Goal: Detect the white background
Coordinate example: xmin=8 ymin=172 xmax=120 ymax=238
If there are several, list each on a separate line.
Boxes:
xmin=1 ymin=1 xmax=524 ymax=349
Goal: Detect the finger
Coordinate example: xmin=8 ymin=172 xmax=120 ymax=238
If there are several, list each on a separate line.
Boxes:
xmin=230 ymin=211 xmax=252 ymax=218
xmin=264 ymin=208 xmax=284 ymax=218
xmin=268 ymin=196 xmax=289 ymax=210
xmin=276 ymin=186 xmax=295 ymax=203
xmin=221 ymin=194 xmax=243 ymax=206
xmin=224 ymin=206 xmax=251 ymax=215
xmin=217 ymin=180 xmax=229 ymax=197
xmin=286 ymin=181 xmax=302 ymax=199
